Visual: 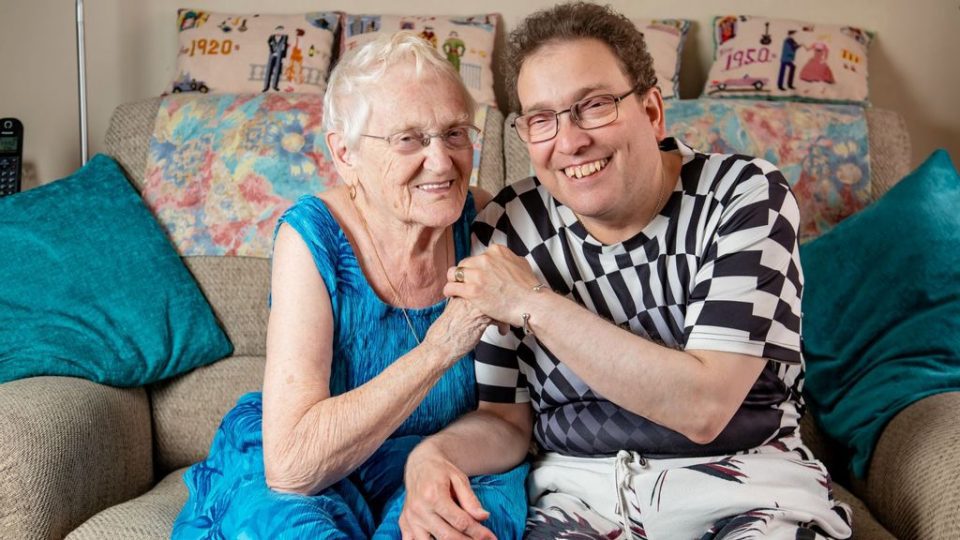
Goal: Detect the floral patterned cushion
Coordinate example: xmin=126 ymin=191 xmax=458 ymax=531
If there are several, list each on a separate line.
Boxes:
xmin=142 ymin=93 xmax=490 ymax=257
xmin=666 ymin=99 xmax=870 ymax=241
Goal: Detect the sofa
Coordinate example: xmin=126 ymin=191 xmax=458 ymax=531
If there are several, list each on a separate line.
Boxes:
xmin=0 ymin=95 xmax=957 ymax=540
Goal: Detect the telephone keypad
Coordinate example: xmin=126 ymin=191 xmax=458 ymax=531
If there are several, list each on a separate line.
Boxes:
xmin=0 ymin=156 xmax=21 ymax=196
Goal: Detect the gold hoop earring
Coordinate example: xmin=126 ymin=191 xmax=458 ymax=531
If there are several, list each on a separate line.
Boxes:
xmin=349 ymin=184 xmax=357 ymax=199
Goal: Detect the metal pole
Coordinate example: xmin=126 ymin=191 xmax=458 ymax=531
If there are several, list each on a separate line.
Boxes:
xmin=76 ymin=0 xmax=88 ymax=165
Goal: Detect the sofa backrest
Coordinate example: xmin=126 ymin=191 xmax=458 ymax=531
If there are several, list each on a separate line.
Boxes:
xmin=863 ymin=108 xmax=913 ymax=198
xmin=103 ymin=96 xmax=913 ymax=476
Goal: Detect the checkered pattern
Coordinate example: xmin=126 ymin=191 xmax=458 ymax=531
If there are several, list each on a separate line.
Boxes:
xmin=474 ymin=138 xmax=806 ymax=457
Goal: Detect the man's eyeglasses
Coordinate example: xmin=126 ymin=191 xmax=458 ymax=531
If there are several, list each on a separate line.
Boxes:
xmin=360 ymin=125 xmax=480 ymax=155
xmin=512 ymin=86 xmax=641 ymax=144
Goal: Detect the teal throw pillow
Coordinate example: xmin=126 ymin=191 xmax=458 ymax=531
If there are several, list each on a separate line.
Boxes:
xmin=0 ymin=154 xmax=233 ymax=386
xmin=800 ymin=149 xmax=960 ymax=478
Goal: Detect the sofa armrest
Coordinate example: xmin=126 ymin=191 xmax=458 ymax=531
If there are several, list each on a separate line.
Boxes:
xmin=0 ymin=377 xmax=154 ymax=539
xmin=861 ymin=391 xmax=960 ymax=539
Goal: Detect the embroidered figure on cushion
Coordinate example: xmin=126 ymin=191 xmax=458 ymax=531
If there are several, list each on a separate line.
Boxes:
xmin=217 ymin=16 xmax=247 ymax=33
xmin=443 ymin=31 xmax=466 ymax=71
xmin=178 ymin=10 xmax=210 ymax=32
xmin=778 ymin=29 xmax=802 ymax=90
xmin=262 ymin=25 xmax=288 ymax=92
xmin=419 ymin=26 xmax=438 ymax=48
xmin=800 ymin=41 xmax=836 ymax=84
xmin=760 ymin=21 xmax=773 ymax=45
xmin=170 ymin=72 xmax=209 ymax=94
xmin=284 ymin=28 xmax=306 ymax=84
xmin=718 ymin=15 xmax=738 ymax=44
xmin=841 ymin=47 xmax=862 ymax=73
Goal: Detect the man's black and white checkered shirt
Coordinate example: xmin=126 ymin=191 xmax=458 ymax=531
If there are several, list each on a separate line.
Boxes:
xmin=473 ymin=138 xmax=806 ymax=458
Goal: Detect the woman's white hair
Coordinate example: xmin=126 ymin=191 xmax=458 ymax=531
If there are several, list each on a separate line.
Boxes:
xmin=323 ymin=31 xmax=476 ymax=148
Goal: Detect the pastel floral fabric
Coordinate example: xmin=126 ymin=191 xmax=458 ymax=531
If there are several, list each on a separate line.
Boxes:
xmin=143 ymin=93 xmax=332 ymax=256
xmin=143 ymin=93 xmax=490 ymax=257
xmin=666 ymin=99 xmax=870 ymax=241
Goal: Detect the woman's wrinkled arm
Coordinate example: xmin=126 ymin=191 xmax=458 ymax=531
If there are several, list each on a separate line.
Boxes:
xmin=261 ymin=224 xmax=488 ymax=495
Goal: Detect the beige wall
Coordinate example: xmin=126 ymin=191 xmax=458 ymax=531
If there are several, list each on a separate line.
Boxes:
xmin=1 ymin=0 xmax=958 ymax=187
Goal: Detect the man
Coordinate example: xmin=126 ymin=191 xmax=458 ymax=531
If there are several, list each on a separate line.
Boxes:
xmin=400 ymin=3 xmax=853 ymax=539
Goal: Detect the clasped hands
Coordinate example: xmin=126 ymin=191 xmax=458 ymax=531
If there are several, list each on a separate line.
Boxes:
xmin=443 ymin=244 xmax=543 ymax=332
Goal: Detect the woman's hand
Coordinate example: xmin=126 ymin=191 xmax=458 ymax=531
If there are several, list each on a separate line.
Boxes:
xmin=423 ymin=297 xmax=492 ymax=365
xmin=400 ymin=446 xmax=493 ymax=540
xmin=443 ymin=244 xmax=542 ymax=327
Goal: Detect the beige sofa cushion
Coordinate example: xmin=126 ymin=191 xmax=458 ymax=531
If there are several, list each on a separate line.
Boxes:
xmin=150 ymin=355 xmax=265 ymax=475
xmin=183 ymin=257 xmax=270 ymax=358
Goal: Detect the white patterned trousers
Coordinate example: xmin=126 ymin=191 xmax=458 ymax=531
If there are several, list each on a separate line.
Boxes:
xmin=525 ymin=441 xmax=852 ymax=540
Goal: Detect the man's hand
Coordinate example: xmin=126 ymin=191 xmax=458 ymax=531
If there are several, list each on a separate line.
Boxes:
xmin=400 ymin=447 xmax=495 ymax=540
xmin=444 ymin=244 xmax=542 ymax=329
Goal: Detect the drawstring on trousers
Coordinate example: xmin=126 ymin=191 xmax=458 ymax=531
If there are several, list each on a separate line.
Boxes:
xmin=614 ymin=450 xmax=647 ymax=540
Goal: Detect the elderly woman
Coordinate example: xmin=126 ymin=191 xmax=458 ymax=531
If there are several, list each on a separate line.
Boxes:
xmin=173 ymin=32 xmax=528 ymax=539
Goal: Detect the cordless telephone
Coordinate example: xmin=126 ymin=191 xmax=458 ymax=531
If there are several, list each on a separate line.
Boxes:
xmin=0 ymin=118 xmax=24 ymax=197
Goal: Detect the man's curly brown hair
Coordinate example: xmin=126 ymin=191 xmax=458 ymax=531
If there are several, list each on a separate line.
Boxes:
xmin=504 ymin=2 xmax=658 ymax=112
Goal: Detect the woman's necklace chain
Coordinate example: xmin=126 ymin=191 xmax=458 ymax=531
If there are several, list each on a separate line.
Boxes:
xmin=352 ymin=198 xmax=450 ymax=346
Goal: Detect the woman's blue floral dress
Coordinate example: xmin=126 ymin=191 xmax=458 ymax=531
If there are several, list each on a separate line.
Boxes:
xmin=173 ymin=193 xmax=529 ymax=539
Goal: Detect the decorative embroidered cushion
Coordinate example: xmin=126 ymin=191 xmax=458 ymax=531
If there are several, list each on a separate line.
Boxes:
xmin=169 ymin=9 xmax=340 ymax=95
xmin=632 ymin=19 xmax=690 ymax=99
xmin=507 ymin=99 xmax=871 ymax=242
xmin=143 ymin=93 xmax=492 ymax=257
xmin=704 ymin=15 xmax=872 ymax=104
xmin=0 ymin=155 xmax=232 ymax=387
xmin=341 ymin=14 xmax=497 ymax=106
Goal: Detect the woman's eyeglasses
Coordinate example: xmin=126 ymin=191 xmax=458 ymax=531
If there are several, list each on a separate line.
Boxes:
xmin=360 ymin=125 xmax=480 ymax=155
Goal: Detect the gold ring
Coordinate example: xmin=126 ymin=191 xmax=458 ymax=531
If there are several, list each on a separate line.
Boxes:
xmin=454 ymin=266 xmax=465 ymax=283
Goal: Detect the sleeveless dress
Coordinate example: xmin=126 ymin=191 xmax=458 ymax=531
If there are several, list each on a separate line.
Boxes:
xmin=173 ymin=193 xmax=529 ymax=539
